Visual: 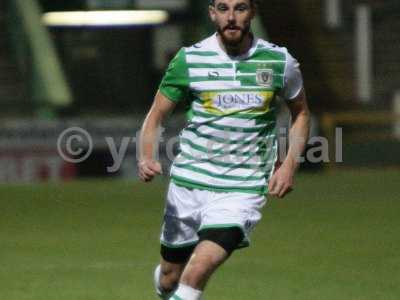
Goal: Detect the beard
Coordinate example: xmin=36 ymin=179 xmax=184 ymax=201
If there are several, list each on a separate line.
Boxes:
xmin=217 ymin=23 xmax=251 ymax=47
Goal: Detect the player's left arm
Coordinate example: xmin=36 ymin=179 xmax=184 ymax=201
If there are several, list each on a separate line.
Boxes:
xmin=268 ymin=89 xmax=310 ymax=198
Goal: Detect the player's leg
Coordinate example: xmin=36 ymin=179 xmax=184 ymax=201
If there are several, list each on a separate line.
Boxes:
xmin=154 ymin=260 xmax=184 ymax=298
xmin=154 ymin=244 xmax=196 ymax=298
xmin=169 ymin=191 xmax=266 ymax=299
xmin=156 ymin=182 xmax=201 ymax=298
xmin=157 ymin=259 xmax=185 ymax=293
xmin=169 ymin=227 xmax=243 ymax=300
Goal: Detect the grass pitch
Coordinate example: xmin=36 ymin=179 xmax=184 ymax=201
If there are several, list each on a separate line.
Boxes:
xmin=1 ymin=169 xmax=399 ymax=299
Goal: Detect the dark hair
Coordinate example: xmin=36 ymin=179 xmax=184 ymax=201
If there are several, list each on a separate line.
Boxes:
xmin=209 ymin=0 xmax=255 ymax=6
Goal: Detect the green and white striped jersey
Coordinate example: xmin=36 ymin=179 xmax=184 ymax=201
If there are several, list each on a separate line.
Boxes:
xmin=159 ymin=33 xmax=303 ymax=195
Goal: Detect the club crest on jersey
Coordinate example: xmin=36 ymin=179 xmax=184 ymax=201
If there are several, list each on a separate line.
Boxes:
xmin=256 ymin=69 xmax=273 ymax=88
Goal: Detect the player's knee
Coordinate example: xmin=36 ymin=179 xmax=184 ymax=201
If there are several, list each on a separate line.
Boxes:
xmin=159 ymin=244 xmax=195 ymax=291
xmin=160 ymin=267 xmax=181 ymax=292
xmin=184 ymin=253 xmax=218 ymax=281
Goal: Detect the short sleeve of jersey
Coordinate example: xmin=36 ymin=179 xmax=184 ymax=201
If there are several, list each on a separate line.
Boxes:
xmin=279 ymin=51 xmax=304 ymax=101
xmin=159 ymin=48 xmax=189 ymax=103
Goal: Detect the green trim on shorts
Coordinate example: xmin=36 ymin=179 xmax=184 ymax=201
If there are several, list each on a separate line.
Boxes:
xmin=198 ymin=224 xmax=250 ymax=249
xmin=171 ymin=175 xmax=267 ymax=195
xmin=160 ymin=240 xmax=198 ymax=249
xmin=171 ymin=295 xmax=183 ymax=300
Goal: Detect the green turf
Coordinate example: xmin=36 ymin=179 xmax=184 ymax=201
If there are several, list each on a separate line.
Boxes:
xmin=1 ymin=169 xmax=399 ymax=299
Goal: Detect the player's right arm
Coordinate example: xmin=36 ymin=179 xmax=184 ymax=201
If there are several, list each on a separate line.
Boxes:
xmin=138 ymin=91 xmax=176 ymax=182
xmin=139 ymin=48 xmax=188 ymax=182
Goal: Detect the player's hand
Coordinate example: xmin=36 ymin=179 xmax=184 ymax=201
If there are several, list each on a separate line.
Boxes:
xmin=138 ymin=159 xmax=163 ymax=182
xmin=268 ymin=161 xmax=294 ymax=198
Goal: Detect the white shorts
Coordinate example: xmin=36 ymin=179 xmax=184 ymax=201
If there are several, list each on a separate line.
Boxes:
xmin=160 ymin=182 xmax=267 ymax=249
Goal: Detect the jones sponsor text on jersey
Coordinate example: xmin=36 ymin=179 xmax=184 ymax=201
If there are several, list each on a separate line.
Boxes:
xmin=215 ymin=93 xmax=263 ymax=109
xmin=202 ymin=91 xmax=274 ymax=114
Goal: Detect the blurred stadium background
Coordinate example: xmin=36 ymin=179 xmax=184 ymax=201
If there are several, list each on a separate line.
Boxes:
xmin=1 ymin=0 xmax=399 ymax=299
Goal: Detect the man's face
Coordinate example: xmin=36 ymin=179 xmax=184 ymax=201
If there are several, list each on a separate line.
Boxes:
xmin=209 ymin=0 xmax=255 ymax=47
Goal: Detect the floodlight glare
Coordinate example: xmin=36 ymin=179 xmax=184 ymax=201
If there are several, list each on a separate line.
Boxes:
xmin=42 ymin=10 xmax=169 ymax=27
